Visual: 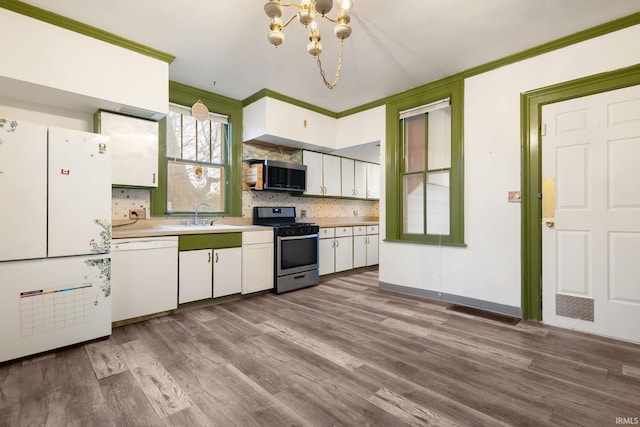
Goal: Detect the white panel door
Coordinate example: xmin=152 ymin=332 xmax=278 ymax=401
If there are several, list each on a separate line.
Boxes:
xmin=542 ymin=84 xmax=640 ymax=343
xmin=366 ymin=163 xmax=380 ymax=199
xmin=319 ymin=238 xmax=335 ymax=275
xmin=323 ymin=154 xmax=342 ymax=197
xmin=179 ymin=249 xmax=212 ymax=303
xmin=354 ymin=161 xmax=367 ymax=199
xmin=303 ymin=150 xmax=324 ymax=196
xmin=0 ymin=119 xmax=47 ymax=261
xmin=334 ymin=236 xmax=353 ymax=272
xmin=341 ymin=158 xmax=355 ymax=197
xmin=213 ymin=247 xmax=242 ymax=298
xmin=353 ymin=235 xmax=367 ymax=268
xmin=48 ymin=127 xmax=111 ymax=257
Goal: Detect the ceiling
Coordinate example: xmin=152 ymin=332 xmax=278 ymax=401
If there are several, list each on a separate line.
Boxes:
xmin=14 ymin=1 xmax=640 ymax=113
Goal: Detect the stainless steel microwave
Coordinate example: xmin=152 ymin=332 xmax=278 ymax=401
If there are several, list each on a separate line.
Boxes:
xmin=263 ymin=160 xmax=307 ymax=192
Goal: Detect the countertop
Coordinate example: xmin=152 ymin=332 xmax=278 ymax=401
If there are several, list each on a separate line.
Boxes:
xmin=112 ymin=217 xmax=379 ymax=239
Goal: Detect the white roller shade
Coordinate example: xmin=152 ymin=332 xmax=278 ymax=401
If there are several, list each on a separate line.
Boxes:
xmin=399 ymin=98 xmax=450 ymax=120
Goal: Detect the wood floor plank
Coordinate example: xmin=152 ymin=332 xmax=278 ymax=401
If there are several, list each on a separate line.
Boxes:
xmin=368 ymin=387 xmax=461 ymax=427
xmin=99 ymin=370 xmax=163 ymax=427
xmin=85 ymin=339 xmax=128 ymax=380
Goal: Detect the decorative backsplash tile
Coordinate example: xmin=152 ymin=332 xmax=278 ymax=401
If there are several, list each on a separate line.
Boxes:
xmin=112 ymin=188 xmax=151 ymax=219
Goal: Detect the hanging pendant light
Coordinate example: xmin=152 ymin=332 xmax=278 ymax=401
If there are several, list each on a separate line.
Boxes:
xmin=263 ymin=0 xmax=353 ymax=90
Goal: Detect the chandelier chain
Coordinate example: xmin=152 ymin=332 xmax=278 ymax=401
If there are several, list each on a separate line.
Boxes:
xmin=316 ymin=38 xmax=345 ymax=90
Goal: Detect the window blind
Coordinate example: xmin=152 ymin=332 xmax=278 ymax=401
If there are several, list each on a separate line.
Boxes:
xmin=399 ymin=98 xmax=451 ymax=120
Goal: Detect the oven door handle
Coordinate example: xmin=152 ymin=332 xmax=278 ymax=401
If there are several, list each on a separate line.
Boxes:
xmin=278 ymin=233 xmax=319 ymax=241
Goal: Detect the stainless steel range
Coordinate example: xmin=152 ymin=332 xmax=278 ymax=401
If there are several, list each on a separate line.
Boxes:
xmin=253 ymin=207 xmax=320 ymax=294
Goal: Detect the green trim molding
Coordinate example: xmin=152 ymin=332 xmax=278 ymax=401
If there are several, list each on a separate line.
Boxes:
xmin=150 ymin=81 xmax=244 ymax=217
xmin=520 ymin=64 xmax=640 ymax=320
xmin=243 ymin=89 xmax=338 ymax=118
xmin=0 ymin=0 xmax=175 ymax=63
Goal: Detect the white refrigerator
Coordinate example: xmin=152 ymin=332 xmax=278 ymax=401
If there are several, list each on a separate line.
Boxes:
xmin=0 ymin=119 xmax=112 ymax=363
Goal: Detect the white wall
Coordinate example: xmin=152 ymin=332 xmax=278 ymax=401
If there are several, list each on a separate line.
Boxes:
xmin=0 ymin=8 xmax=169 ymax=121
xmin=379 ymin=24 xmax=640 ymax=310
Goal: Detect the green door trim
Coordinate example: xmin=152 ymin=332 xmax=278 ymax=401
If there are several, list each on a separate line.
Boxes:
xmin=520 ymin=64 xmax=640 ymax=320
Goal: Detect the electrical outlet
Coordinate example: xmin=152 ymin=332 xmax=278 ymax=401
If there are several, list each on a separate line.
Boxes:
xmin=300 ymin=209 xmax=306 ymax=218
xmin=129 ymin=208 xmax=146 ymax=219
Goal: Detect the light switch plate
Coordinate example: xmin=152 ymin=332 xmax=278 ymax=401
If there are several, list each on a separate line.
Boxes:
xmin=508 ymin=191 xmax=522 ymax=203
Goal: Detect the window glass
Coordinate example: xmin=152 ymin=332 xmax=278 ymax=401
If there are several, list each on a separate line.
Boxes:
xmin=426 ymin=172 xmax=450 ymax=235
xmin=427 ymin=107 xmax=451 ymax=171
xmin=404 ymin=115 xmax=425 ymax=173
xmin=403 ymin=174 xmax=424 ymax=234
xmin=167 ymin=162 xmax=224 ymax=212
xmin=165 ymin=104 xmax=228 ymax=213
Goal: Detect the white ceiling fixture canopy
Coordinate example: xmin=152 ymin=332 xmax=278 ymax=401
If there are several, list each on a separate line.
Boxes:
xmin=264 ymin=0 xmax=354 ymax=90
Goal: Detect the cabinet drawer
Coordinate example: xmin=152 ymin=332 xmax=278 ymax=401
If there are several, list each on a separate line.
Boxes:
xmin=353 ymin=226 xmax=367 ymax=236
xmin=243 ymin=230 xmax=273 ymax=245
xmin=367 ymin=225 xmax=379 ymax=235
xmin=319 ymin=227 xmax=335 ymax=238
xmin=335 ymin=226 xmax=353 ymax=237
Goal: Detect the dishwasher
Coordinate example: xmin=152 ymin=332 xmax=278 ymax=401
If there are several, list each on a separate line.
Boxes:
xmin=111 ymin=236 xmax=179 ymax=322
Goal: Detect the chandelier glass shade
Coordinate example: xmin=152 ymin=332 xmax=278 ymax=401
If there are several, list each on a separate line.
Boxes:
xmin=264 ymin=0 xmax=353 ymax=89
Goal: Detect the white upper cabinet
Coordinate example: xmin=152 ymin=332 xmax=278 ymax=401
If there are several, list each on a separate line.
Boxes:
xmin=366 ymin=162 xmax=380 ymax=199
xmin=243 ymin=97 xmax=336 ymax=150
xmin=341 ymin=158 xmax=355 ymax=197
xmin=336 ymin=105 xmax=386 ymax=150
xmin=354 ymin=160 xmax=368 ymax=199
xmin=97 ymin=111 xmax=159 ymax=187
xmin=303 ymin=151 xmax=341 ymax=197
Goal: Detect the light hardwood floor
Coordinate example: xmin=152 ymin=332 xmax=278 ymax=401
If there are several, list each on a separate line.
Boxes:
xmin=1 ymin=269 xmax=639 ymax=426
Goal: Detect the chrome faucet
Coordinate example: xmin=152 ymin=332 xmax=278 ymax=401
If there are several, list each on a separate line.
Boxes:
xmin=194 ymin=202 xmax=210 ymax=225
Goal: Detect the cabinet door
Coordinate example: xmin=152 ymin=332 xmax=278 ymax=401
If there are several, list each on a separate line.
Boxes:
xmin=179 ymin=249 xmax=212 ymax=303
xmin=242 ymin=242 xmax=274 ymax=294
xmin=354 ymin=161 xmax=368 ymax=199
xmin=319 ymin=238 xmax=335 ymax=275
xmin=213 ymin=247 xmax=242 ymax=298
xmin=98 ymin=111 xmax=159 ymax=187
xmin=334 ymin=237 xmax=353 ymax=272
xmin=366 ymin=163 xmax=380 ymax=199
xmin=341 ymin=158 xmax=355 ymax=197
xmin=323 ymin=154 xmax=342 ymax=197
xmin=366 ymin=235 xmax=379 ymax=266
xmin=303 ymin=150 xmax=324 ymax=196
xmin=353 ymin=235 xmax=367 ymax=269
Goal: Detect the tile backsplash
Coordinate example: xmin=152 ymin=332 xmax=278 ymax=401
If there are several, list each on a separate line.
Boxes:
xmin=111 ymin=187 xmax=378 ymax=220
xmin=112 ymin=188 xmax=151 ymax=219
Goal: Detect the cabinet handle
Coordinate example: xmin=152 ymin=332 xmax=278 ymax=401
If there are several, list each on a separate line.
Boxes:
xmin=152 ymin=173 xmax=156 ymax=184
xmin=215 ymin=252 xmax=219 ymax=263
xmin=336 ymin=239 xmax=339 ymax=247
xmin=208 ymin=252 xmax=211 ymax=263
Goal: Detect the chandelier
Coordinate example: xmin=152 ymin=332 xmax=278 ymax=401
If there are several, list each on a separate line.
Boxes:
xmin=264 ymin=0 xmax=353 ymax=90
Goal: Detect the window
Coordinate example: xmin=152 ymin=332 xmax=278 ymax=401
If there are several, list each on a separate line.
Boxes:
xmin=165 ymin=104 xmax=229 ymax=213
xmin=386 ymin=79 xmax=464 ymax=246
xmin=401 ymin=99 xmax=452 ymax=235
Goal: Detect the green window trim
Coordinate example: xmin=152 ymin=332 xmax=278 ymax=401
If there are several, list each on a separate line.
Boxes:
xmin=151 ymin=81 xmax=243 ymax=217
xmin=385 ymin=77 xmax=465 ymax=246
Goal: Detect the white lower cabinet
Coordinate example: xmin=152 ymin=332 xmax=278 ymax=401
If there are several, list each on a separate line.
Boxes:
xmin=353 ymin=225 xmax=379 ymax=268
xmin=242 ymin=231 xmax=274 ymax=294
xmin=319 ymin=227 xmax=353 ymax=275
xmin=213 ymin=247 xmax=242 ymax=298
xmin=178 ymin=249 xmax=213 ymax=304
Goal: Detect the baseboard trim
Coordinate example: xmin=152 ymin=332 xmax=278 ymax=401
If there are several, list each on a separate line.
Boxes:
xmin=379 ymin=281 xmax=523 ymax=319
